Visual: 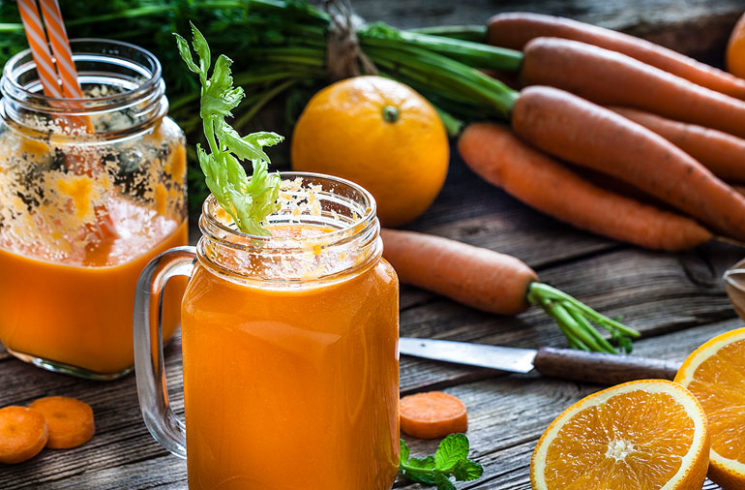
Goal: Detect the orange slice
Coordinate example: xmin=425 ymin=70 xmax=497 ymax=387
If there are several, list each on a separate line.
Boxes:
xmin=675 ymin=328 xmax=745 ymax=489
xmin=531 ymin=379 xmax=709 ymax=490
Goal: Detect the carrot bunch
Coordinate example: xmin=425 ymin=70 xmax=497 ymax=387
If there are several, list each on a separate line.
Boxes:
xmin=450 ymin=12 xmax=745 ymax=251
xmin=381 ymin=15 xmax=745 ymax=353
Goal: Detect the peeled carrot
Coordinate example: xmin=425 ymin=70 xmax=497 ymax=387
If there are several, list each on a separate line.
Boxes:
xmin=400 ymin=392 xmax=468 ymax=439
xmin=511 ymin=85 xmax=745 ymax=242
xmin=28 ymin=396 xmax=94 ymax=449
xmin=520 ymin=37 xmax=745 ymax=139
xmin=486 ymin=12 xmax=745 ymax=99
xmin=458 ymin=123 xmax=712 ymax=251
xmin=610 ymin=106 xmax=745 ymax=183
xmin=382 ymin=228 xmax=536 ymax=315
xmin=0 ymin=406 xmax=48 ymax=464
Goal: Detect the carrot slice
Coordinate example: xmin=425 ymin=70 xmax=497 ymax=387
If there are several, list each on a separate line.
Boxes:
xmin=0 ymin=406 xmax=49 ymax=464
xmin=400 ymin=392 xmax=468 ymax=439
xmin=28 ymin=396 xmax=95 ymax=449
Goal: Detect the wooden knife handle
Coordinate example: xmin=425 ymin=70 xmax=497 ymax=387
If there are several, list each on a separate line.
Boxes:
xmin=533 ymin=347 xmax=681 ymax=386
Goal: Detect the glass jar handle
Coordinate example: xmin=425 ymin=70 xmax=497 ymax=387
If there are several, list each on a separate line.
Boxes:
xmin=133 ymin=246 xmax=196 ymax=459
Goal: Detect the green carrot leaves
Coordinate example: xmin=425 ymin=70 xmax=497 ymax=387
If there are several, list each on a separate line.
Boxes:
xmin=526 ymin=282 xmax=640 ymax=354
xmin=175 ymin=23 xmax=283 ymax=236
xmin=400 ymin=434 xmax=484 ymax=489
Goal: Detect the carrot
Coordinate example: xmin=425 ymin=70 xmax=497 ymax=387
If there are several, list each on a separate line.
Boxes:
xmin=382 ymin=228 xmax=536 ymax=315
xmin=519 ymin=37 xmax=745 ymax=139
xmin=399 ymin=392 xmax=468 ymax=439
xmin=458 ymin=123 xmax=712 ymax=251
xmin=0 ymin=406 xmax=48 ymax=464
xmin=381 ymin=228 xmax=640 ymax=353
xmin=610 ymin=106 xmax=745 ymax=183
xmin=486 ymin=12 xmax=745 ymax=99
xmin=28 ymin=396 xmax=94 ymax=449
xmin=511 ymin=85 xmax=745 ymax=242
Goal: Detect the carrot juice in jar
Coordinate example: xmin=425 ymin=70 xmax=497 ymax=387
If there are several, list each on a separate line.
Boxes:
xmin=0 ymin=40 xmax=187 ymax=379
xmin=134 ymin=173 xmax=400 ymax=489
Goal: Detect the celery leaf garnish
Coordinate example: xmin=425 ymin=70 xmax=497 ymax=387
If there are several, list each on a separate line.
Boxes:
xmin=174 ymin=23 xmax=282 ymax=236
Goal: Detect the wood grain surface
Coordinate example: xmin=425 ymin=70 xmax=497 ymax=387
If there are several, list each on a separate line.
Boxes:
xmin=2 ymin=1 xmax=744 ymax=488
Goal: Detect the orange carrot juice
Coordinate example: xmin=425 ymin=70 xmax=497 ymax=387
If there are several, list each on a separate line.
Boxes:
xmin=0 ymin=198 xmax=186 ymax=376
xmin=133 ymin=176 xmax=399 ymax=488
xmin=181 ymin=221 xmax=399 ymax=489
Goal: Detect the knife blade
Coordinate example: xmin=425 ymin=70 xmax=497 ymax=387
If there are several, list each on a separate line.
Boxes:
xmin=399 ymin=337 xmax=537 ymax=373
xmin=399 ymin=337 xmax=682 ymax=386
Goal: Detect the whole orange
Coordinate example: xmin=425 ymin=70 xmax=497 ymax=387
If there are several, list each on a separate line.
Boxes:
xmin=291 ymin=76 xmax=449 ymax=227
xmin=727 ymin=12 xmax=745 ymax=78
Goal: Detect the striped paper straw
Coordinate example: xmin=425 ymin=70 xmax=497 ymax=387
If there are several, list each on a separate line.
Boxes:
xmin=39 ymin=0 xmax=84 ymax=99
xmin=17 ymin=0 xmax=116 ymax=241
xmin=16 ymin=0 xmax=62 ymax=98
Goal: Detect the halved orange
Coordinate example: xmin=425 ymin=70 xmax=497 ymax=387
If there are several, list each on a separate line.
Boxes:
xmin=531 ymin=379 xmax=710 ymax=490
xmin=675 ymin=328 xmax=745 ymax=489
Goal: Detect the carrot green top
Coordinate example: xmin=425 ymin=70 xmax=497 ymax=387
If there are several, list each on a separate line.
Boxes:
xmin=174 ymin=23 xmax=283 ymax=236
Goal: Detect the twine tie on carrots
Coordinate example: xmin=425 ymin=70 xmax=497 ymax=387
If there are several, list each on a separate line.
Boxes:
xmin=323 ymin=0 xmax=377 ymax=80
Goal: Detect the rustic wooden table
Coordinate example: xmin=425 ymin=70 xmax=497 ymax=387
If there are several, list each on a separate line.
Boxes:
xmin=2 ymin=1 xmax=745 ymax=488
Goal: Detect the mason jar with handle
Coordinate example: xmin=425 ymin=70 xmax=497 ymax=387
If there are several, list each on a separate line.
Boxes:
xmin=134 ymin=173 xmax=400 ymax=489
xmin=0 ymin=39 xmax=187 ymax=379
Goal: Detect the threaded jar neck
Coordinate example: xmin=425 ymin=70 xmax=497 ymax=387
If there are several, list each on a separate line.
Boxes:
xmin=0 ymin=39 xmax=166 ymax=139
xmin=197 ymin=172 xmax=382 ymax=286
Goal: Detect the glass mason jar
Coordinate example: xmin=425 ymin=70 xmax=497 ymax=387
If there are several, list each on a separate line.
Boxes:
xmin=134 ymin=173 xmax=400 ymax=489
xmin=0 ymin=40 xmax=187 ymax=379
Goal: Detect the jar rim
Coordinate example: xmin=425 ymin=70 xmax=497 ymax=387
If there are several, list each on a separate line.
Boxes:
xmin=197 ymin=171 xmax=382 ymax=284
xmin=1 ymin=38 xmax=162 ymax=105
xmin=199 ymin=171 xmax=379 ymax=251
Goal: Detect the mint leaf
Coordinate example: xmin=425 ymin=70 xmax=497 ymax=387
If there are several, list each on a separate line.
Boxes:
xmin=399 ymin=435 xmax=484 ymax=488
xmin=400 ymin=439 xmax=410 ymax=464
xmin=407 ymin=456 xmax=436 ymax=471
xmin=400 ymin=455 xmax=437 ymax=485
xmin=433 ymin=473 xmax=457 ymax=490
xmin=435 ymin=434 xmax=469 ymax=472
xmin=176 ymin=23 xmax=282 ymax=236
xmin=403 ymin=471 xmax=437 ymax=486
xmin=453 ymin=460 xmax=483 ymax=481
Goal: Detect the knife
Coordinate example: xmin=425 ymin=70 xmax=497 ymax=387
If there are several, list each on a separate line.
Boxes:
xmin=399 ymin=337 xmax=681 ymax=386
